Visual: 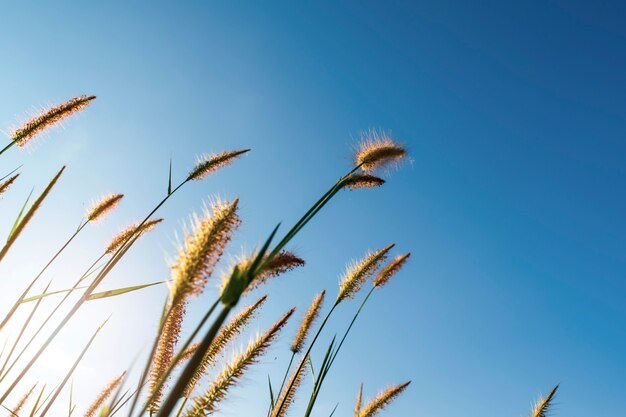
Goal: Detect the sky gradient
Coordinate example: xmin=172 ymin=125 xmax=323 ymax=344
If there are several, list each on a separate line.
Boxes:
xmin=0 ymin=1 xmax=625 ymax=416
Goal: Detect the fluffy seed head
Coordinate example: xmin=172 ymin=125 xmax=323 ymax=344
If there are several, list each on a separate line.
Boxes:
xmin=291 ymin=290 xmax=325 ymax=353
xmin=342 ymin=173 xmax=385 ymax=191
xmin=84 ymin=372 xmax=125 ymax=417
xmin=354 ymin=384 xmax=363 ymax=417
xmin=105 ymin=218 xmax=163 ymax=255
xmin=270 ymin=355 xmax=308 ymax=417
xmin=170 ymin=199 xmax=240 ymax=303
xmin=241 ymin=251 xmax=305 ymax=295
xmin=530 ymin=385 xmax=559 ymax=417
xmin=0 ymin=174 xmax=19 ymax=196
xmin=184 ymin=295 xmax=268 ymax=397
xmin=358 ymin=381 xmax=411 ymax=417
xmin=354 ymin=130 xmax=407 ymax=172
xmin=187 ymin=149 xmax=250 ymax=181
xmin=86 ymin=193 xmax=124 ymax=222
xmin=336 ymin=244 xmax=394 ymax=304
xmin=148 ymin=300 xmax=187 ymax=412
xmin=11 ymin=95 xmax=96 ymax=147
xmin=12 ymin=383 xmax=37 ymax=415
xmin=373 ymin=253 xmax=410 ymax=288
xmin=184 ymin=308 xmax=295 ymax=417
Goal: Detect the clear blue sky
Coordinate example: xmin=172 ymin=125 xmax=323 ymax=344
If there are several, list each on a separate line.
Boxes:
xmin=0 ymin=1 xmax=625 ymax=416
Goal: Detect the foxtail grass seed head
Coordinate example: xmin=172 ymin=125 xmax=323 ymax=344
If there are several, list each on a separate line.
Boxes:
xmin=148 ymin=300 xmax=187 ymax=412
xmin=270 ymin=355 xmax=308 ymax=417
xmin=358 ymin=381 xmax=411 ymax=417
xmin=336 ymin=244 xmax=394 ymax=304
xmin=342 ymin=173 xmax=385 ymax=191
xmin=185 ymin=308 xmax=295 ymax=417
xmin=184 ymin=295 xmax=268 ymax=397
xmin=83 ymin=372 xmax=125 ymax=417
xmin=530 ymin=385 xmax=558 ymax=417
xmin=11 ymin=95 xmax=96 ymax=147
xmin=354 ymin=130 xmax=407 ymax=172
xmin=0 ymin=173 xmax=19 ymax=196
xmin=373 ymin=253 xmax=410 ymax=288
xmin=291 ymin=290 xmax=325 ymax=353
xmin=86 ymin=193 xmax=124 ymax=222
xmin=12 ymin=383 xmax=37 ymax=415
xmin=105 ymin=218 xmax=163 ymax=255
xmin=240 ymin=251 xmax=305 ymax=295
xmin=354 ymin=384 xmax=363 ymax=417
xmin=187 ymin=149 xmax=250 ymax=181
xmin=170 ymin=198 xmax=240 ymax=303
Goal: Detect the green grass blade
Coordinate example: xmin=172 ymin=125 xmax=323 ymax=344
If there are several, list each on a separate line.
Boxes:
xmin=86 ymin=281 xmax=166 ymax=301
xmin=7 ymin=188 xmax=33 ymax=242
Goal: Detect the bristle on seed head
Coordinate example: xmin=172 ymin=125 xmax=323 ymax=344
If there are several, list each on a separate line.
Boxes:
xmin=187 ymin=149 xmax=250 ymax=181
xmin=86 ymin=193 xmax=124 ymax=222
xmin=354 ymin=130 xmax=407 ymax=172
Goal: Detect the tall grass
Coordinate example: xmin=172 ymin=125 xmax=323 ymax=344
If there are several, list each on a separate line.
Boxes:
xmin=0 ymin=96 xmax=559 ymax=417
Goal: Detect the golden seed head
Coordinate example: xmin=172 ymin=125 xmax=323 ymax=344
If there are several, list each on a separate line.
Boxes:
xmin=11 ymin=95 xmax=96 ymax=147
xmin=342 ymin=173 xmax=385 ymax=191
xmin=336 ymin=244 xmax=395 ymax=304
xmin=12 ymin=383 xmax=37 ymax=415
xmin=185 ymin=308 xmax=295 ymax=417
xmin=354 ymin=383 xmax=364 ymax=417
xmin=358 ymin=381 xmax=411 ymax=417
xmin=354 ymin=130 xmax=407 ymax=172
xmin=530 ymin=385 xmax=558 ymax=417
xmin=84 ymin=372 xmax=125 ymax=417
xmin=291 ymin=290 xmax=325 ymax=353
xmin=148 ymin=300 xmax=187 ymax=412
xmin=241 ymin=251 xmax=306 ymax=295
xmin=270 ymin=355 xmax=308 ymax=417
xmin=170 ymin=198 xmax=240 ymax=303
xmin=187 ymin=149 xmax=250 ymax=181
xmin=0 ymin=173 xmax=20 ymax=196
xmin=105 ymin=218 xmax=163 ymax=255
xmin=184 ymin=295 xmax=268 ymax=397
xmin=373 ymin=253 xmax=410 ymax=288
xmin=86 ymin=193 xmax=124 ymax=222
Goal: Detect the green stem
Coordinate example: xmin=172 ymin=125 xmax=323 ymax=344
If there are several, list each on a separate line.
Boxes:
xmin=0 ymin=141 xmax=15 ymax=157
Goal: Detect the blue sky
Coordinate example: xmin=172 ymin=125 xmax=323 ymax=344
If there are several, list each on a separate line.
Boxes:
xmin=0 ymin=1 xmax=625 ymax=416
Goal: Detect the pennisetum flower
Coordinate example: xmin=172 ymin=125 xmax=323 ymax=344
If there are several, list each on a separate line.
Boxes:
xmin=105 ymin=218 xmax=163 ymax=255
xmin=354 ymin=130 xmax=407 ymax=173
xmin=170 ymin=198 xmax=240 ymax=303
xmin=342 ymin=173 xmax=385 ymax=191
xmin=234 ymin=251 xmax=305 ymax=295
xmin=0 ymin=173 xmax=19 ymax=196
xmin=86 ymin=193 xmax=124 ymax=222
xmin=354 ymin=383 xmax=363 ymax=417
xmin=184 ymin=308 xmax=295 ymax=417
xmin=357 ymin=381 xmax=411 ymax=417
xmin=530 ymin=385 xmax=558 ymax=417
xmin=291 ymin=290 xmax=325 ymax=354
xmin=10 ymin=95 xmax=96 ymax=147
xmin=270 ymin=355 xmax=308 ymax=417
xmin=373 ymin=253 xmax=411 ymax=288
xmin=83 ymin=372 xmax=126 ymax=417
xmin=12 ymin=383 xmax=37 ymax=415
xmin=187 ymin=150 xmax=251 ymax=181
xmin=183 ymin=295 xmax=268 ymax=397
xmin=336 ymin=244 xmax=394 ymax=304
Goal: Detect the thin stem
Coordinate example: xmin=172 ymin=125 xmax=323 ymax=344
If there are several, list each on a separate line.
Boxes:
xmin=0 ymin=141 xmax=15 ymax=157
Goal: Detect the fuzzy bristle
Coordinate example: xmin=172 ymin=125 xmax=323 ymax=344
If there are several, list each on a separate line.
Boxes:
xmin=270 ymin=355 xmax=308 ymax=417
xmin=241 ymin=251 xmax=305 ymax=295
xmin=105 ymin=218 xmax=163 ymax=255
xmin=12 ymin=383 xmax=37 ymax=415
xmin=148 ymin=300 xmax=186 ymax=412
xmin=86 ymin=193 xmax=124 ymax=222
xmin=530 ymin=385 xmax=558 ymax=417
xmin=343 ymin=173 xmax=385 ymax=190
xmin=354 ymin=384 xmax=363 ymax=417
xmin=354 ymin=130 xmax=407 ymax=172
xmin=187 ymin=149 xmax=250 ymax=181
xmin=0 ymin=173 xmax=19 ymax=196
xmin=83 ymin=372 xmax=125 ymax=417
xmin=170 ymin=199 xmax=240 ymax=303
xmin=336 ymin=244 xmax=394 ymax=304
xmin=358 ymin=381 xmax=410 ymax=417
xmin=183 ymin=295 xmax=268 ymax=397
xmin=291 ymin=290 xmax=325 ymax=353
xmin=184 ymin=308 xmax=295 ymax=417
xmin=373 ymin=253 xmax=410 ymax=288
xmin=11 ymin=95 xmax=96 ymax=147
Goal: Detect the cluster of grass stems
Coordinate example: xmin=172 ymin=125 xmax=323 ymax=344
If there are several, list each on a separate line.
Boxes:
xmin=0 ymin=95 xmax=558 ymax=417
